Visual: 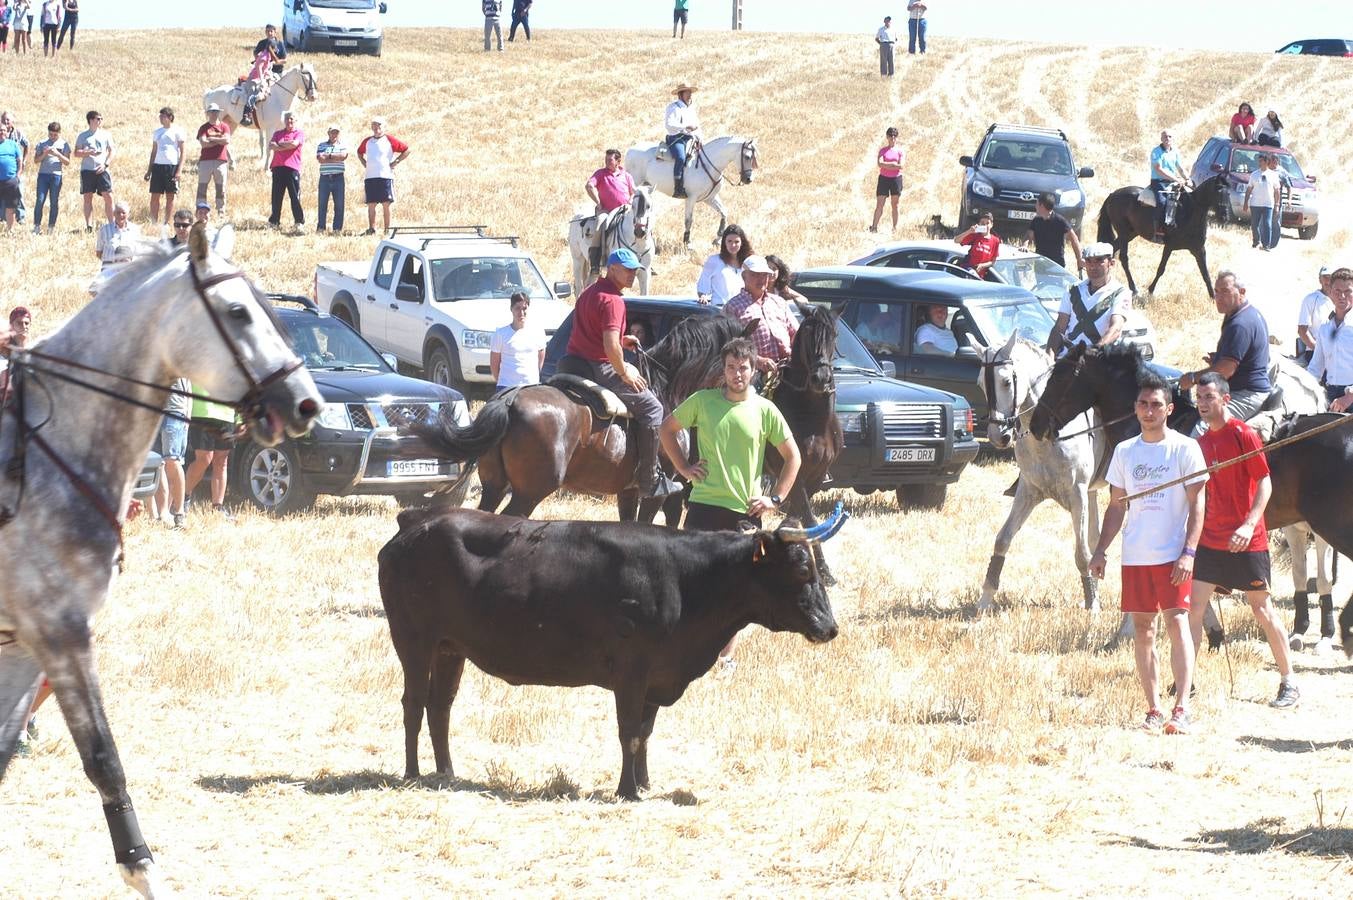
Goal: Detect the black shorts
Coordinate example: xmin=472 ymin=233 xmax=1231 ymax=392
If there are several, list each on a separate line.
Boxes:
xmin=364 ymin=177 xmax=394 ymax=204
xmin=1193 ymin=546 xmax=1271 ymax=593
xmin=0 ymin=177 xmax=20 ymax=208
xmin=674 ymin=9 xmax=688 ymax=24
xmin=189 ymin=420 xmax=235 ymax=453
xmin=876 ymin=174 xmax=903 ymax=196
xmin=683 ymin=501 xmax=760 ymax=532
xmin=80 ymin=169 xmax=113 ymax=195
xmin=149 ymin=163 xmax=179 ymax=195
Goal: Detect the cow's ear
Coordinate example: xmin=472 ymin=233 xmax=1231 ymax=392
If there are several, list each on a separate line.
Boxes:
xmin=751 ymin=533 xmax=772 ymax=562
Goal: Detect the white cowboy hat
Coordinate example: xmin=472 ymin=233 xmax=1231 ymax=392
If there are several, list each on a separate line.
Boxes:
xmin=673 ymin=83 xmax=699 ymax=95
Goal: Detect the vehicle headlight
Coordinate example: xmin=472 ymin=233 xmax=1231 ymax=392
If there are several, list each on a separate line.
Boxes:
xmin=836 ymin=411 xmax=866 ymax=435
xmin=956 ymin=407 xmax=974 ymax=436
xmin=450 ymin=399 xmax=471 ymax=427
xmin=971 ymin=180 xmax=994 ymax=198
xmin=462 ymin=330 xmax=494 ymax=350
xmin=316 ymin=402 xmax=352 ymax=431
xmin=310 ymin=15 xmax=325 ymax=27
xmin=1058 ymin=189 xmax=1082 ymax=206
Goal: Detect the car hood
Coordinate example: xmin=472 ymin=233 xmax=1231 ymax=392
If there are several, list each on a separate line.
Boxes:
xmin=836 ymin=371 xmax=967 ymax=408
xmin=974 ymin=168 xmax=1077 ymax=194
xmin=309 ymin=369 xmax=461 ymax=403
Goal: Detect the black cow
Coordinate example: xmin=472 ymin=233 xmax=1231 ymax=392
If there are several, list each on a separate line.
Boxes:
xmin=377 ymin=505 xmax=845 ymax=800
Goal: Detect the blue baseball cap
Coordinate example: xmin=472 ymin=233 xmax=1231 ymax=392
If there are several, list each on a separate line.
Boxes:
xmin=607 ymin=248 xmax=642 ymax=270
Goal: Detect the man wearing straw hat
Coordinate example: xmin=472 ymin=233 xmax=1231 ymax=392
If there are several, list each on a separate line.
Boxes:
xmin=664 ymin=82 xmax=702 ymax=198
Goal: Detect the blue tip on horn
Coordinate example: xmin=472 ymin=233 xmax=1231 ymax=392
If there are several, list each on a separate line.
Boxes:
xmin=803 ymin=502 xmax=845 ymax=541
xmin=820 ymin=507 xmax=850 ymax=542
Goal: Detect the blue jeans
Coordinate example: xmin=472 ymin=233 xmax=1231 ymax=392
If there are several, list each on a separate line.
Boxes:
xmin=34 ymin=172 xmax=61 ymax=229
xmin=1250 ymin=205 xmax=1273 ymax=248
xmin=665 ymin=133 xmax=690 ymax=181
xmin=317 ymin=174 xmax=344 ymax=231
xmin=1268 ymin=207 xmax=1281 ymax=249
xmin=908 ymin=17 xmax=927 ymax=53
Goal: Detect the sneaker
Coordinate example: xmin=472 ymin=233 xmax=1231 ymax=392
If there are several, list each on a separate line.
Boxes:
xmin=85 ymin=225 xmax=93 ymax=234
xmin=362 ymin=227 xmax=376 ymax=236
xmin=212 ymin=504 xmax=235 ymax=522
xmin=1139 ymin=708 xmax=1165 ymax=732
xmin=1270 ymin=682 xmax=1299 ymax=709
xmin=172 ymin=512 xmax=187 ymax=530
xmin=1164 ymin=706 xmax=1191 ymax=735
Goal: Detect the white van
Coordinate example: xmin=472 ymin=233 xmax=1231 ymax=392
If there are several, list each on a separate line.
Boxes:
xmin=282 ymin=0 xmax=388 ymax=57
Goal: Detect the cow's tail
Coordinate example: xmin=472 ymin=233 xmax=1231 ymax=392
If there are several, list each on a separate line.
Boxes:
xmin=1097 ymin=197 xmax=1117 ymax=246
xmin=409 ymin=388 xmax=521 ymax=463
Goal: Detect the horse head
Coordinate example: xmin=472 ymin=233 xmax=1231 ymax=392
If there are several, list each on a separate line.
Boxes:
xmin=630 ymin=187 xmax=651 ymax=239
xmin=739 ymin=138 xmax=759 ymax=184
xmin=974 ymin=331 xmax=1026 ymax=448
xmin=1028 ymin=343 xmax=1094 ymax=440
xmin=787 ymin=304 xmax=837 ymax=396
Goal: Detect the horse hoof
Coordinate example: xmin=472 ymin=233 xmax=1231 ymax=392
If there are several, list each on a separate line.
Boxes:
xmin=1205 ymin=627 xmax=1224 ymax=652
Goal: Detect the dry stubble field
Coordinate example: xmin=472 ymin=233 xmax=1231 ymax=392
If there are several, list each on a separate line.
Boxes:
xmin=3 ymin=27 xmax=1353 ymax=898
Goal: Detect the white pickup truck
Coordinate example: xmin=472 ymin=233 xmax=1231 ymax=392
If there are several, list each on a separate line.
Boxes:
xmin=315 ymin=227 xmax=573 ymax=393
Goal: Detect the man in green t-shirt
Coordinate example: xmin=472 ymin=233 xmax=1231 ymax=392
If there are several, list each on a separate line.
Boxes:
xmin=673 ymin=0 xmax=689 ymax=39
xmin=660 ymin=336 xmax=800 ymax=532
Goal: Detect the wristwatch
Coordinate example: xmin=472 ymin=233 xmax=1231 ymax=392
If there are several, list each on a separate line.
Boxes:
xmin=770 ymin=494 xmax=783 ymax=507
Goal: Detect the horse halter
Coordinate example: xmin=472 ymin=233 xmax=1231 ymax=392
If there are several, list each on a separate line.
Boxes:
xmin=738 ymin=140 xmax=757 ymax=184
xmin=979 ymin=352 xmax=1049 ymax=439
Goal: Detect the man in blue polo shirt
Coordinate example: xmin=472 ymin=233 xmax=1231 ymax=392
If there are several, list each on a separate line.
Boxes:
xmin=1178 ymin=270 xmax=1270 ymax=435
xmin=0 ymin=125 xmax=21 ymax=230
xmin=1149 ymin=130 xmax=1188 ymax=236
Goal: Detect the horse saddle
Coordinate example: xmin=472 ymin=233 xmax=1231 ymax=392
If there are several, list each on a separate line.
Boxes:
xmin=1135 ymin=188 xmax=1157 ymax=208
xmin=548 ymin=374 xmax=631 ymax=419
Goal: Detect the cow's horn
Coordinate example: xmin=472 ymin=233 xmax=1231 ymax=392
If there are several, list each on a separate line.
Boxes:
xmin=802 ymin=502 xmax=845 ymax=541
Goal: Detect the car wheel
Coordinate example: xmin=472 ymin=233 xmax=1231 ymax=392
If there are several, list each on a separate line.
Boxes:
xmin=238 ymin=441 xmax=316 ymax=514
xmin=896 ymin=482 xmax=947 ymax=510
xmin=425 ymin=342 xmax=467 ymax=393
xmin=371 ymin=37 xmax=383 ymax=57
xmin=1299 ymin=222 xmax=1319 ymax=240
xmin=331 ymin=304 xmax=357 ymax=330
xmin=298 ymin=30 xmax=311 ymax=52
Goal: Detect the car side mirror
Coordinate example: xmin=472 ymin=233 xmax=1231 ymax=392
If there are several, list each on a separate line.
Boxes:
xmin=1078 ymin=166 xmax=1095 ymax=178
xmin=379 ymin=1 xmax=388 ymax=12
xmin=1307 ymin=174 xmax=1317 ymax=183
xmin=381 ymin=352 xmax=398 ymax=369
xmin=956 ymin=346 xmax=980 ymax=361
xmin=1210 ymin=163 xmax=1223 ymax=173
xmin=293 ymin=0 xmax=303 ymax=11
xmin=394 ymin=283 xmax=422 ymax=302
xmin=880 ymin=360 xmax=896 ymax=378
xmin=958 ymin=155 xmax=974 ymax=167
xmin=554 ymin=281 xmax=573 ymax=299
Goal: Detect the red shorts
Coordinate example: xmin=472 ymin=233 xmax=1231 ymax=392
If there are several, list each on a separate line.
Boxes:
xmin=1121 ymin=563 xmax=1191 ymax=614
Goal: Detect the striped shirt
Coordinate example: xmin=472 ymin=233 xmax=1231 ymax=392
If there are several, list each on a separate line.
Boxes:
xmin=315 ymin=140 xmax=348 ymax=177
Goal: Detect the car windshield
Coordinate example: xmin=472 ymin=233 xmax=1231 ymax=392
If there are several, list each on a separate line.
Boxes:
xmin=1230 ymin=148 xmax=1306 ymax=180
xmin=283 ymin=315 xmax=390 ymax=370
xmin=966 ymin=297 xmax=1054 ymax=346
xmin=991 ymin=255 xmax=1077 ymax=304
xmin=428 ymin=257 xmax=552 ymax=302
xmin=309 ymin=0 xmax=378 ymax=8
xmin=979 ymin=139 xmax=1073 ymax=176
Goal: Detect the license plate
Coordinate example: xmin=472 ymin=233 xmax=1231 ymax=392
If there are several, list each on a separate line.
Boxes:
xmin=336 ymin=39 xmax=358 ymax=47
xmin=886 ymin=447 xmax=936 ymax=463
xmin=388 ymin=459 xmax=441 ymax=477
xmin=1006 ymin=210 xmax=1036 ymax=220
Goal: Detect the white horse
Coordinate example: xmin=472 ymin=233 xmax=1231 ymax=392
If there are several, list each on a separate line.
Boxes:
xmin=567 ymin=186 xmax=654 ymax=294
xmin=203 ymin=63 xmax=318 ymax=167
xmin=0 ymin=225 xmax=322 ymax=898
xmin=625 ymin=135 xmax=759 ymax=245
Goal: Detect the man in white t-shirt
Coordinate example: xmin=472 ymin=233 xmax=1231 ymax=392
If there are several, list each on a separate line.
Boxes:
xmin=357 ymin=117 xmax=410 ymax=236
xmin=1090 ymin=374 xmax=1207 ymax=735
xmin=490 ymin=291 xmax=546 ymax=391
xmin=1243 ymin=152 xmax=1282 ymax=251
xmin=145 ymin=106 xmax=186 ymax=226
xmin=1046 ymin=242 xmax=1130 ymax=357
xmin=1296 ymin=266 xmax=1332 ymax=363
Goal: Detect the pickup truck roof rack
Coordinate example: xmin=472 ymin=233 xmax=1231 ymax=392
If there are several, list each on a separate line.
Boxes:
xmin=985 ymin=123 xmax=1069 ymax=142
xmin=386 ymin=225 xmax=520 ymax=250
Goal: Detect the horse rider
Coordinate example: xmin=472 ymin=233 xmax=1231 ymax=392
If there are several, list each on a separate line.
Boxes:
xmin=557 ymin=247 xmax=681 ymax=498
xmin=1177 ymin=270 xmax=1271 ymax=436
xmin=664 ymin=82 xmax=702 ymax=198
xmin=582 ymin=149 xmax=637 ymax=270
xmin=1149 ymin=130 xmax=1189 ymax=238
xmin=242 ymin=24 xmax=286 ymax=127
xmin=724 ymin=255 xmax=799 ymax=373
xmin=1046 ymin=242 xmax=1130 ymax=357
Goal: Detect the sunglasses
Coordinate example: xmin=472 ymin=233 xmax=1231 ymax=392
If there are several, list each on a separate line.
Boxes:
xmin=174 ymin=223 xmax=192 ymax=229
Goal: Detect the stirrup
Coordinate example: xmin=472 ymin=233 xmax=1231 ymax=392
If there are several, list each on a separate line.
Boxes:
xmin=644 ymin=472 xmax=682 ymax=498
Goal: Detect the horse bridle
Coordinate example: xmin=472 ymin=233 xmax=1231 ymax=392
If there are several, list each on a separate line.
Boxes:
xmin=1029 ymin=349 xmax=1135 ymax=441
xmin=273 ymin=68 xmax=317 ymax=102
xmin=777 ymin=318 xmax=835 ymax=395
xmin=979 ymin=353 xmax=1050 ymax=439
xmin=692 ymin=140 xmax=756 ymax=203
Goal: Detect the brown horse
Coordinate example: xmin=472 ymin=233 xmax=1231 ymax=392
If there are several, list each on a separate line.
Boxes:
xmin=412 ymin=314 xmax=750 ymax=518
xmin=1095 ymin=173 xmax=1229 ymax=298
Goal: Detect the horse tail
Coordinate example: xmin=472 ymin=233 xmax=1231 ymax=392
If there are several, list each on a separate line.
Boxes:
xmin=1097 ymin=199 xmax=1117 ymax=246
xmin=407 ymin=389 xmax=521 ymax=463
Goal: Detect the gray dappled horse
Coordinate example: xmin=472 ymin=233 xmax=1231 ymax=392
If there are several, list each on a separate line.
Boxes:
xmin=567 ymin=186 xmax=655 ymax=294
xmin=0 ymin=226 xmax=321 ymax=898
xmin=625 ymin=135 xmax=759 ymax=246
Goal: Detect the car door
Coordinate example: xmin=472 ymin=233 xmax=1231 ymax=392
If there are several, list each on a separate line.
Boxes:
xmin=386 ymin=252 xmax=429 ymax=360
xmin=901 ymin=303 xmax=985 ymax=415
xmin=361 ymin=245 xmax=400 ymax=348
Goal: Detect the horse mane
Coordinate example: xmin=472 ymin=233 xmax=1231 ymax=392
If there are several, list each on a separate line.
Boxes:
xmin=1090 ymin=341 xmax=1151 ymax=381
xmin=640 ymin=313 xmax=744 ymax=407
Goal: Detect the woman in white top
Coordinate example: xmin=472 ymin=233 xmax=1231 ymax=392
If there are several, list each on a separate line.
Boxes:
xmin=696 ymin=223 xmax=752 ymax=306
xmin=914 ymin=303 xmax=958 ymax=355
xmin=490 ymin=292 xmax=547 ymax=391
xmin=1254 ymin=110 xmax=1283 ymax=148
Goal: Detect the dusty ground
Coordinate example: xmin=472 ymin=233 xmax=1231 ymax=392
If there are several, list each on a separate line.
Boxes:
xmin=1 ymin=26 xmax=1352 ymax=899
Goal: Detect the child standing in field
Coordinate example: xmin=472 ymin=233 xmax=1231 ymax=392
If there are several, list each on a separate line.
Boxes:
xmin=0 ymin=2 xmax=12 ymax=53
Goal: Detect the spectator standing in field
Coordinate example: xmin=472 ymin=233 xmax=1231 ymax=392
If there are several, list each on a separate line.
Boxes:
xmin=956 ymin=210 xmax=1001 ymax=278
xmin=32 ymin=120 xmax=70 ymax=234
xmin=165 ymin=208 xmax=192 ymax=246
xmin=74 ymin=109 xmax=114 ymax=230
xmin=0 ymin=4 xmax=11 ymax=53
xmin=697 ymin=224 xmax=751 ymax=307
xmin=56 ymin=0 xmax=76 ymax=49
xmin=94 ymin=201 xmax=142 ymax=271
xmin=906 ymin=0 xmax=927 ymax=54
xmin=11 ymin=0 xmax=29 ymax=54
xmin=483 ymin=0 xmax=503 ymax=52
xmin=39 ymin=0 xmax=58 ymax=56
xmin=673 ymin=0 xmax=689 ymax=38
xmin=1188 ymin=372 xmax=1298 ymax=708
xmin=195 ymin=103 xmax=231 ymax=217
xmin=0 ymin=123 xmax=20 ymax=231
xmin=145 ymin=107 xmax=185 ymax=227
xmin=1 ymin=111 xmax=29 ymax=225
xmin=315 ymin=125 xmax=348 ymax=233
xmin=490 ymin=291 xmax=546 ymax=391
xmin=1307 ymin=268 xmax=1353 ymax=413
xmin=1243 ymin=151 xmax=1281 ymax=251
xmin=508 ymin=0 xmax=531 ymax=41
xmin=766 ymin=255 xmax=807 ymax=305
xmin=267 ymin=111 xmax=304 ymax=230
xmin=1025 ymin=192 xmax=1083 ymax=273
xmin=184 ymin=394 xmax=236 ymax=519
xmin=875 ymin=16 xmax=896 ymax=77
xmin=723 ymin=255 xmax=799 ymax=372
xmin=869 ymin=126 xmax=903 ymax=233
xmin=1229 ymin=102 xmax=1256 ymax=143
xmin=1295 ymin=266 xmax=1332 ymax=364
xmin=156 ymin=378 xmax=190 ymax=529
xmin=357 ymin=117 xmax=409 ymax=235
xmin=0 ymin=306 xmax=32 ymax=403
xmin=1090 ymin=373 xmax=1207 ymax=735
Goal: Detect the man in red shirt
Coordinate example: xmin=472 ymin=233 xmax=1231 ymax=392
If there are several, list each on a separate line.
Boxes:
xmin=956 ymin=210 xmax=1001 ymax=279
xmin=1189 ymin=372 xmax=1298 ymax=708
xmin=558 ymin=248 xmax=680 ymax=498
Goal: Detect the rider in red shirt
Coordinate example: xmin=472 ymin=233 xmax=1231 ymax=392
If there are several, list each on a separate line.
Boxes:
xmin=956 ymin=210 xmax=1001 ymax=279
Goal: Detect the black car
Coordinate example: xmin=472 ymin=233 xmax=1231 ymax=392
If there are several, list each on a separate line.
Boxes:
xmin=957 ymin=123 xmax=1094 ymax=238
xmin=227 ymin=296 xmax=471 ymax=513
xmin=1276 ymin=38 xmax=1353 ymax=56
xmin=542 ymin=296 xmax=977 ymax=509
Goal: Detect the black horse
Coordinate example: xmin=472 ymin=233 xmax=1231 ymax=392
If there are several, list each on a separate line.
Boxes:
xmin=1029 ymin=343 xmax=1353 ymax=654
xmin=1096 ymin=174 xmax=1229 ymax=299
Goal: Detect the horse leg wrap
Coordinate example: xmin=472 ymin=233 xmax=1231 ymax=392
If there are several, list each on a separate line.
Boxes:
xmin=103 ymin=801 xmax=153 ymax=867
xmin=1292 ymin=592 xmax=1309 ymax=635
xmin=1319 ymin=594 xmax=1335 ymax=640
xmin=983 ymin=555 xmax=1005 ymax=590
xmin=1082 ymin=574 xmax=1099 ymax=609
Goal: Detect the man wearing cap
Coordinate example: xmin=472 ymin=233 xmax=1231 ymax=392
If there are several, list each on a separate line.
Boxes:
xmin=1046 ymin=242 xmax=1129 ymax=357
xmin=875 ymin=16 xmax=896 ymax=77
xmin=724 ymin=255 xmax=799 ymax=371
xmin=1307 ymin=267 xmax=1353 ymax=414
xmin=664 ymin=83 xmax=702 ymax=198
xmin=357 ymin=117 xmax=410 ymax=236
xmin=1178 ymin=270 xmax=1271 ymax=435
xmin=193 ymin=200 xmax=218 ymax=243
xmin=1243 ymin=151 xmax=1282 ymax=251
xmin=1296 ymin=266 xmax=1333 ymax=364
xmin=315 ymin=125 xmax=348 ymax=233
xmin=195 ymin=103 xmax=231 ymax=217
xmin=1149 ymin=130 xmax=1188 ymax=237
xmin=558 ymin=248 xmax=681 ymax=498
